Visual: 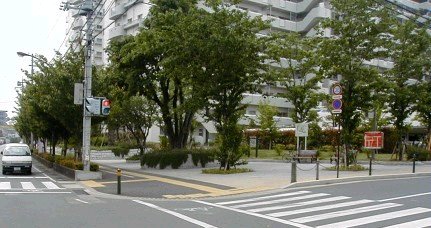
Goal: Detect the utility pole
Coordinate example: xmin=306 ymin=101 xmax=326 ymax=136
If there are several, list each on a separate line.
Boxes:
xmin=61 ymin=0 xmax=94 ymax=171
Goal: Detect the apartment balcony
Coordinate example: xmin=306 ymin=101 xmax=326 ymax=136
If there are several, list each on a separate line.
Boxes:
xmin=72 ymin=18 xmax=84 ymax=30
xmin=123 ymin=18 xmax=145 ymax=29
xmin=124 ymin=0 xmax=143 ymax=10
xmin=109 ymin=4 xmax=125 ymax=20
xmin=108 ymin=25 xmax=125 ymax=40
xmin=242 ymin=94 xmax=293 ymax=108
xmin=243 ymin=0 xmax=322 ymax=13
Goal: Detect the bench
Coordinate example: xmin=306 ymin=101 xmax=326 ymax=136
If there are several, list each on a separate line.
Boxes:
xmin=296 ymin=150 xmax=318 ymax=163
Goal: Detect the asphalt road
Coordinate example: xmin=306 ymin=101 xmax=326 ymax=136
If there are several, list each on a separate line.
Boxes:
xmin=0 ymin=161 xmax=430 ymax=228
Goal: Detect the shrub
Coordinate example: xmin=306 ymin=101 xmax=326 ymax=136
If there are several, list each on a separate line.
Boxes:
xmin=126 ymin=154 xmax=140 ymax=161
xmin=202 ymin=168 xmax=252 ymax=174
xmin=76 ymin=162 xmax=99 ymax=171
xmin=141 ymin=149 xmax=216 ymax=169
xmin=274 ymin=144 xmax=285 ymax=156
xmin=406 ymin=146 xmax=430 ymax=161
xmin=59 ymin=160 xmax=76 ymax=170
xmin=159 ymin=136 xmax=170 ymax=150
xmin=191 ymin=149 xmax=216 ymax=167
xmin=112 ymin=146 xmax=129 ymax=158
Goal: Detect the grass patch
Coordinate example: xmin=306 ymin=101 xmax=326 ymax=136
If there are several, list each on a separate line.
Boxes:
xmin=325 ymin=164 xmax=367 ymax=171
xmin=202 ymin=168 xmax=253 ymax=175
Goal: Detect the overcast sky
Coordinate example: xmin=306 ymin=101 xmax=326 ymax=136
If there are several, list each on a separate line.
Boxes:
xmin=0 ymin=0 xmax=67 ymax=119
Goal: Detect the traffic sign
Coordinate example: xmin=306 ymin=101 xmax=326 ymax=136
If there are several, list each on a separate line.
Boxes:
xmin=332 ymin=99 xmax=342 ymax=110
xmin=332 ymin=83 xmax=342 ymax=95
xmin=364 ymin=131 xmax=384 ymax=149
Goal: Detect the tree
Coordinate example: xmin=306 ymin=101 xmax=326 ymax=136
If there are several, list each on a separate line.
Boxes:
xmin=109 ymin=95 xmax=159 ymax=159
xmin=106 ymin=0 xmax=200 ymax=149
xmin=385 ymin=19 xmax=431 ymax=160
xmin=267 ymin=32 xmax=322 ymax=124
xmin=318 ymin=0 xmax=392 ymax=157
xmin=257 ymin=101 xmax=278 ymax=149
xmin=169 ymin=2 xmax=269 ymax=169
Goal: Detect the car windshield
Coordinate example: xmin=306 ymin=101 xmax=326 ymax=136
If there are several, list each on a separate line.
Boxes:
xmin=3 ymin=147 xmax=31 ymax=156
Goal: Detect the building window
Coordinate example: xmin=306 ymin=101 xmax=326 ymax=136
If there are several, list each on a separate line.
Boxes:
xmin=198 ymin=129 xmax=204 ymax=136
xmin=248 ymin=110 xmax=256 ymax=115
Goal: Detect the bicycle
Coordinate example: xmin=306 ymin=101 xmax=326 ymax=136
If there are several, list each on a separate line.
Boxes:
xmin=281 ymin=150 xmax=297 ymax=163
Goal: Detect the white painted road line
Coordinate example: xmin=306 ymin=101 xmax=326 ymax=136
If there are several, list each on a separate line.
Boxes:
xmin=232 ymin=193 xmax=330 ymax=209
xmin=316 ymin=207 xmax=431 ymax=228
xmin=21 ymin=182 xmax=36 ymax=190
xmin=42 ymin=182 xmax=61 ymax=189
xmin=248 ymin=196 xmax=351 ymax=213
xmin=384 ymin=217 xmax=431 ymax=228
xmin=0 ymin=176 xmax=49 ymax=179
xmin=75 ymin=199 xmax=89 ymax=204
xmin=0 ymin=191 xmax=72 ymax=194
xmin=378 ymin=192 xmax=431 ymax=202
xmin=291 ymin=203 xmax=401 ymax=223
xmin=267 ymin=199 xmax=374 ymax=217
xmin=217 ymin=191 xmax=311 ymax=205
xmin=195 ymin=200 xmax=312 ymax=228
xmin=133 ymin=200 xmax=218 ymax=228
xmin=0 ymin=182 xmax=11 ymax=189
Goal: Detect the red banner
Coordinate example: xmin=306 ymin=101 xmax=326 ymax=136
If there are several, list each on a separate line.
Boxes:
xmin=364 ymin=131 xmax=384 ymax=149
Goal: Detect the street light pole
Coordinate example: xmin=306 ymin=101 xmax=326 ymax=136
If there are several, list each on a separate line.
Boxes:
xmin=17 ymin=51 xmax=36 ymax=150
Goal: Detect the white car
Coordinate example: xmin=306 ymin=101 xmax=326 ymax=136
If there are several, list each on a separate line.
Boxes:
xmin=1 ymin=143 xmax=32 ymax=175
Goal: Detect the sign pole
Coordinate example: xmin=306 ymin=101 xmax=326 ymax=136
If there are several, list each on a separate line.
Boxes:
xmin=337 ymin=114 xmax=340 ymax=178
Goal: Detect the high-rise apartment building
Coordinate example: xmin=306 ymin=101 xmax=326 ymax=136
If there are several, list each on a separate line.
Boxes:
xmin=64 ymin=0 xmax=429 ymax=144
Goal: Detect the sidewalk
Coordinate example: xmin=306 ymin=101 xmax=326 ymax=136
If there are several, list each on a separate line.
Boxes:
xmin=95 ymin=160 xmax=431 ymax=191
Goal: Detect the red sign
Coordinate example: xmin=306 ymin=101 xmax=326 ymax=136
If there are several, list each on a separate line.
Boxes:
xmin=364 ymin=131 xmax=384 ymax=149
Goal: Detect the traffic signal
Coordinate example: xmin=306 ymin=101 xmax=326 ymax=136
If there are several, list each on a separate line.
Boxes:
xmin=101 ymin=99 xmax=111 ymax=115
xmin=85 ymin=98 xmax=101 ymax=115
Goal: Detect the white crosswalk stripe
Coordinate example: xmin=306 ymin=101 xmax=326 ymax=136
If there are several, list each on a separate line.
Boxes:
xmin=232 ymin=193 xmax=330 ymax=209
xmin=383 ymin=217 xmax=431 ymax=228
xmin=42 ymin=182 xmax=61 ymax=189
xmin=21 ymin=182 xmax=36 ymax=190
xmin=316 ymin=207 xmax=431 ymax=228
xmin=208 ymin=190 xmax=431 ymax=228
xmin=248 ymin=196 xmax=350 ymax=213
xmin=0 ymin=182 xmax=11 ymax=189
xmin=267 ymin=199 xmax=374 ymax=217
xmin=0 ymin=181 xmax=62 ymax=190
xmin=217 ymin=191 xmax=311 ymax=205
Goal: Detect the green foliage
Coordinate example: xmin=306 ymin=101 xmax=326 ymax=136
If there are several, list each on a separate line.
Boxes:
xmin=111 ymin=144 xmax=130 ymax=158
xmin=76 ymin=162 xmax=100 ymax=172
xmin=238 ymin=144 xmax=251 ymax=158
xmin=325 ymin=164 xmax=366 ymax=171
xmin=141 ymin=149 xmax=216 ymax=169
xmin=91 ymin=136 xmax=108 ymax=147
xmin=406 ymin=146 xmax=431 ymax=161
xmin=159 ymin=136 xmax=170 ymax=150
xmin=202 ymin=168 xmax=253 ymax=174
xmin=267 ymin=32 xmax=323 ymax=123
xmin=274 ymin=144 xmax=285 ymax=156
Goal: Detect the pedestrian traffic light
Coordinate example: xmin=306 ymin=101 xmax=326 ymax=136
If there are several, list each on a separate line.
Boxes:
xmin=101 ymin=99 xmax=111 ymax=115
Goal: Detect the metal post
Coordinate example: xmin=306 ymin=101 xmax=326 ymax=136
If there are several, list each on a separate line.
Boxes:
xmin=82 ymin=1 xmax=94 ymax=171
xmin=117 ymin=168 xmax=122 ymax=195
xmin=413 ymin=154 xmax=416 ymax=173
xmin=316 ymin=159 xmax=319 ymax=180
xmin=337 ymin=114 xmax=340 ymax=178
xmin=255 ymin=136 xmax=258 ymax=158
xmin=291 ymin=161 xmax=297 ymax=183
xmin=369 ymin=156 xmax=372 ymax=176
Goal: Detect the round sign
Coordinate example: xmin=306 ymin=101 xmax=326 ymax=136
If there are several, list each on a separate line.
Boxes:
xmin=332 ymin=84 xmax=342 ymax=95
xmin=332 ymin=99 xmax=342 ymax=110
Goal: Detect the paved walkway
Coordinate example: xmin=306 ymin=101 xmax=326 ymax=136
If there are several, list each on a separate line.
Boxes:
xmin=90 ymin=159 xmax=431 ymax=198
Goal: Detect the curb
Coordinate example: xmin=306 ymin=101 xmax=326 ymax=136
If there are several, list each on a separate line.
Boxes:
xmin=285 ymin=172 xmax=431 ymax=189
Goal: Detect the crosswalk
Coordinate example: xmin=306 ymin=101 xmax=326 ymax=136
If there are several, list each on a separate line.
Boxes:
xmin=0 ymin=181 xmax=63 ymax=191
xmin=209 ymin=190 xmax=431 ymax=228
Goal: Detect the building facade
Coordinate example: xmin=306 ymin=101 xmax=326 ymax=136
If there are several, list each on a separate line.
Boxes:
xmin=64 ymin=0 xmax=428 ymax=145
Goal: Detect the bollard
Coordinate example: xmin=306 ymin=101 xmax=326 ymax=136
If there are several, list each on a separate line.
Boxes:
xmin=413 ymin=154 xmax=416 ymax=173
xmin=117 ymin=168 xmax=122 ymax=195
xmin=369 ymin=157 xmax=372 ymax=176
xmin=291 ymin=161 xmax=297 ymax=183
xmin=316 ymin=159 xmax=320 ymax=180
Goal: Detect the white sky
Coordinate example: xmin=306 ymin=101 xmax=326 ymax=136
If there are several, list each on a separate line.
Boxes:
xmin=0 ymin=0 xmax=67 ymax=118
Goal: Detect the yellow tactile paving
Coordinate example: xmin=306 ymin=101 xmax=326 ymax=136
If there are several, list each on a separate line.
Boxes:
xmin=98 ymin=179 xmax=154 ymax=185
xmin=81 ymin=180 xmax=106 ymax=188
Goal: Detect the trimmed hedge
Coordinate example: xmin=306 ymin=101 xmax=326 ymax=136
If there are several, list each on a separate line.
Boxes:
xmin=141 ymin=148 xmax=217 ymax=169
xmin=34 ymin=153 xmax=99 ymax=171
xmin=406 ymin=146 xmax=431 ymax=161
